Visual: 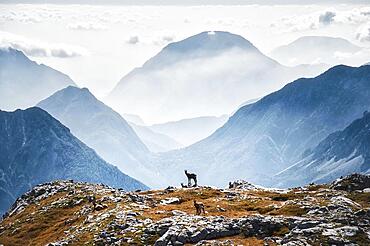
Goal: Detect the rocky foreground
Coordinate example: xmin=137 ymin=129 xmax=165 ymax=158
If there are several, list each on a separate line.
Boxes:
xmin=0 ymin=175 xmax=369 ymax=246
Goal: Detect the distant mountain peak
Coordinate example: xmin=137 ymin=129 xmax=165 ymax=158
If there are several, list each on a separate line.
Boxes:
xmin=0 ymin=48 xmax=76 ymax=111
xmin=40 ymin=86 xmax=112 ymax=112
xmin=58 ymin=85 xmax=90 ymax=94
xmin=37 ymin=85 xmax=158 ymax=186
xmin=163 ymin=31 xmax=258 ymax=53
xmin=53 ymin=85 xmax=95 ymax=101
xmin=140 ymin=31 xmax=263 ymax=70
xmin=270 ymin=36 xmax=363 ymax=66
xmin=108 ymin=31 xmax=326 ymax=124
xmin=0 ymin=47 xmax=32 ymax=64
xmin=0 ymin=46 xmax=24 ymax=55
xmin=281 ymin=36 xmax=361 ymax=51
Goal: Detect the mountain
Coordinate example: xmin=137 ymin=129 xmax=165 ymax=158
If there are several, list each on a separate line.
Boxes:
xmin=107 ymin=31 xmax=326 ymax=123
xmin=233 ymin=97 xmax=261 ymax=114
xmin=123 ymin=113 xmax=146 ymax=125
xmin=149 ymin=115 xmax=229 ymax=146
xmin=152 ymin=65 xmax=370 ymax=188
xmin=270 ymin=36 xmax=362 ymax=66
xmin=275 ymin=111 xmax=370 ymax=187
xmin=0 ymin=107 xmax=147 ymax=215
xmin=0 ymin=47 xmax=76 ymax=111
xmin=1 ymin=176 xmax=369 ymax=245
xmin=37 ymin=86 xmax=156 ymax=185
xmin=129 ymin=123 xmax=183 ymax=152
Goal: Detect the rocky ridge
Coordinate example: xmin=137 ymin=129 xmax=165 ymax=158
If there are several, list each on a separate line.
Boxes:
xmin=0 ymin=174 xmax=369 ymax=245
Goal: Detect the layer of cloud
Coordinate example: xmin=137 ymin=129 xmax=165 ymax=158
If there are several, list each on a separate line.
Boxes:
xmin=152 ymin=35 xmax=175 ymax=45
xmin=356 ymin=22 xmax=370 ymax=42
xmin=125 ymin=34 xmax=175 ymax=46
xmin=318 ymin=11 xmax=336 ymax=25
xmin=0 ymin=31 xmax=88 ymax=58
xmin=67 ymin=22 xmax=108 ymax=31
xmin=1 ymin=3 xmax=367 ymax=105
xmin=273 ymin=7 xmax=370 ymax=33
xmin=126 ymin=35 xmax=139 ymax=44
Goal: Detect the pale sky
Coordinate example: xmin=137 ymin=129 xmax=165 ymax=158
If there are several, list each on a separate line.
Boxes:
xmin=1 ymin=1 xmax=369 ymax=99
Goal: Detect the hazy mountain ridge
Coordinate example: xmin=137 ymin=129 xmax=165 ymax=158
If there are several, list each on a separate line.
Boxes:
xmin=129 ymin=122 xmax=183 ymax=152
xmin=0 ymin=47 xmax=76 ymax=111
xmin=37 ymin=86 xmax=157 ymax=185
xmin=141 ymin=31 xmax=272 ymax=69
xmin=149 ymin=115 xmax=229 ymax=146
xmin=0 ymin=107 xmax=147 ymax=215
xmin=107 ymin=31 xmax=326 ymax=123
xmin=270 ymin=36 xmax=364 ymax=66
xmin=123 ymin=113 xmax=146 ymax=125
xmin=151 ymin=65 xmax=370 ymax=188
xmin=275 ymin=111 xmax=370 ymax=187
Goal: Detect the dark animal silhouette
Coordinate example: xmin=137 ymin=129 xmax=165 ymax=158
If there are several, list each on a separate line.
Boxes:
xmin=87 ymin=195 xmax=96 ymax=210
xmin=185 ymin=170 xmax=197 ymax=187
xmin=194 ymin=200 xmax=205 ymax=215
xmin=181 ymin=183 xmax=188 ymax=188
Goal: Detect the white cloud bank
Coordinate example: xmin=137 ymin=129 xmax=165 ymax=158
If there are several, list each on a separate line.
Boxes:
xmin=0 ymin=3 xmax=368 ymax=101
xmin=126 ymin=35 xmax=139 ymax=44
xmin=0 ymin=31 xmax=88 ymax=58
xmin=356 ymin=22 xmax=370 ymax=42
xmin=125 ymin=34 xmax=175 ymax=45
xmin=67 ymin=22 xmax=108 ymax=31
xmin=152 ymin=34 xmax=175 ymax=45
xmin=273 ymin=7 xmax=370 ymax=33
xmin=318 ymin=11 xmax=336 ymax=25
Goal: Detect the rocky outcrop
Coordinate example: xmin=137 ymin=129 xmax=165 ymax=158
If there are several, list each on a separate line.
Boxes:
xmin=228 ymin=180 xmax=258 ymax=190
xmin=330 ymin=173 xmax=370 ymax=192
xmin=0 ymin=180 xmax=369 ymax=245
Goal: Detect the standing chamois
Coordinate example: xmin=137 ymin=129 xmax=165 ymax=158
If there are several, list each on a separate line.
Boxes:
xmin=193 ymin=200 xmax=205 ymax=215
xmin=184 ymin=170 xmax=197 ymax=187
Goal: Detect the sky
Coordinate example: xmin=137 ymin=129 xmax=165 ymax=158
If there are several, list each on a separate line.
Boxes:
xmin=1 ymin=1 xmax=370 ymax=101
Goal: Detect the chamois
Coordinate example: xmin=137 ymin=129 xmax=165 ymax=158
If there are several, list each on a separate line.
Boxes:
xmin=193 ymin=200 xmax=205 ymax=215
xmin=184 ymin=170 xmax=197 ymax=187
xmin=87 ymin=195 xmax=96 ymax=210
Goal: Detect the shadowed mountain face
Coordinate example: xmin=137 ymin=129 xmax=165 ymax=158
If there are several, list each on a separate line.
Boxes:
xmin=0 ymin=48 xmax=76 ymax=111
xmin=270 ymin=36 xmax=363 ymax=66
xmin=37 ymin=86 xmax=156 ymax=185
xmin=0 ymin=107 xmax=148 ymax=215
xmin=107 ymin=31 xmax=326 ymax=124
xmin=151 ymin=65 xmax=370 ymax=188
xmin=275 ymin=111 xmax=370 ymax=187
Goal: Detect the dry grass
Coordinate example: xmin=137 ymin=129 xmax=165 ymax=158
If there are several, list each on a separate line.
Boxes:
xmin=269 ymin=204 xmax=308 ymax=216
xmin=347 ymin=192 xmax=370 ymax=208
xmin=306 ymin=184 xmax=328 ymax=191
xmin=0 ymin=192 xmax=88 ymax=246
xmin=0 ymin=189 xmax=119 ymax=246
xmin=143 ymin=187 xmax=312 ymax=221
xmin=0 ymin=185 xmax=341 ymax=245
